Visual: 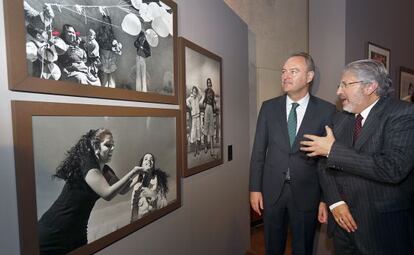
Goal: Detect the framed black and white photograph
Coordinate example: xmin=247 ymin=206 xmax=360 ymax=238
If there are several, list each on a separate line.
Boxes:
xmin=399 ymin=66 xmax=414 ymax=103
xmin=367 ymin=42 xmax=390 ymax=72
xmin=179 ymin=37 xmax=223 ymax=177
xmin=5 ymin=0 xmax=178 ymax=104
xmin=12 ymin=101 xmax=181 ymax=255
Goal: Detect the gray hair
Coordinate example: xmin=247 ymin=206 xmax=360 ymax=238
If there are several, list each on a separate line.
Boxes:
xmin=343 ymin=59 xmax=393 ymax=97
xmin=289 ymin=52 xmax=315 ymax=72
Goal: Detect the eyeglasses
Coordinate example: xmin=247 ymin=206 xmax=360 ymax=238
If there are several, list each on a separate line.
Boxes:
xmin=337 ymin=80 xmax=366 ymax=89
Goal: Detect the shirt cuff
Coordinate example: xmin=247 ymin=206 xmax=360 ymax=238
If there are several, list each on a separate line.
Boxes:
xmin=329 ymin=201 xmax=346 ymax=211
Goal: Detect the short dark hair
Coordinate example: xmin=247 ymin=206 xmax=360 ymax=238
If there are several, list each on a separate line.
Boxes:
xmin=60 ymin=24 xmax=76 ymax=43
xmin=289 ymin=52 xmax=315 ymax=72
xmin=191 ymin=86 xmax=199 ymax=95
xmin=26 ymin=25 xmax=44 ymax=39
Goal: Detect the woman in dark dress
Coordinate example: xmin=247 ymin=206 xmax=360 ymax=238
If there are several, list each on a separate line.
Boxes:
xmin=130 ymin=153 xmax=169 ymax=222
xmin=203 ymin=78 xmax=216 ymax=156
xmin=38 ymin=128 xmax=141 ymax=255
xmin=96 ymin=14 xmax=122 ymax=88
xmin=58 ymin=24 xmax=101 ymax=85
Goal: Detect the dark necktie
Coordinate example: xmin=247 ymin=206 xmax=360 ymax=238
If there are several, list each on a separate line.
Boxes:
xmin=288 ymin=102 xmax=299 ymax=147
xmin=353 ymin=114 xmax=363 ymax=144
xmin=286 ymin=103 xmax=299 ymax=181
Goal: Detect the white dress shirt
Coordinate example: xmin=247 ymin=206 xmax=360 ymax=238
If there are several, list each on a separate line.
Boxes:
xmin=286 ymin=93 xmax=310 ymax=133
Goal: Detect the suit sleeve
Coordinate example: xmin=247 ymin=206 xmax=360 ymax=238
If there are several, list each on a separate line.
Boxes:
xmin=318 ymin=157 xmax=343 ymax=206
xmin=328 ymin=110 xmax=414 ymax=184
xmin=317 ymin=110 xmax=343 ymax=206
xmin=249 ymin=104 xmax=268 ymax=192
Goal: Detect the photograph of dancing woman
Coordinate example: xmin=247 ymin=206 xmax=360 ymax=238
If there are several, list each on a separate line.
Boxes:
xmin=37 ymin=128 xmax=142 ymax=255
xmin=11 ymin=102 xmax=180 ymax=255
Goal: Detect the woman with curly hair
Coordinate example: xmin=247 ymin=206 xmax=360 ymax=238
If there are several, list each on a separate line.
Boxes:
xmin=130 ymin=153 xmax=169 ymax=222
xmin=38 ymin=128 xmax=141 ymax=255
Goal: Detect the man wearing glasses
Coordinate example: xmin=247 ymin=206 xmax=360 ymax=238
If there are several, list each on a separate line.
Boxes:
xmin=301 ymin=59 xmax=414 ymax=254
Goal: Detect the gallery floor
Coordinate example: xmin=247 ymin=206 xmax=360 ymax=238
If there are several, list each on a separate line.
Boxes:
xmin=246 ymin=224 xmax=292 ymax=255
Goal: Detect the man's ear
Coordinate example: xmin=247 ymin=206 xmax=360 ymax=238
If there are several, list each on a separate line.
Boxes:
xmin=365 ymin=81 xmax=379 ymax=95
xmin=307 ymin=71 xmax=315 ymax=84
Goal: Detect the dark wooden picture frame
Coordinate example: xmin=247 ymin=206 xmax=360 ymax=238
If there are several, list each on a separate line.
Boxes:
xmin=179 ymin=37 xmax=223 ymax=177
xmin=4 ymin=0 xmax=178 ymax=104
xmin=12 ymin=101 xmax=182 ymax=255
xmin=367 ymin=42 xmax=390 ymax=72
xmin=399 ymin=66 xmax=414 ymax=102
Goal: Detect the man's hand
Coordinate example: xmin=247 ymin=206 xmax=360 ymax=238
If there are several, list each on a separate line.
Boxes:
xmin=331 ymin=203 xmax=357 ymax=232
xmin=300 ymin=126 xmax=335 ymax=157
xmin=318 ymin=202 xmax=328 ymax=224
xmin=250 ymin=192 xmax=264 ymax=216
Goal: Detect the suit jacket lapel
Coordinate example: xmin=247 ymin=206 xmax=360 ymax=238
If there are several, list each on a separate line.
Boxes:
xmin=354 ymin=98 xmax=387 ymax=150
xmin=292 ymin=95 xmax=317 ymax=152
xmin=274 ymin=95 xmax=291 ymax=150
xmin=334 ymin=112 xmax=354 ymax=147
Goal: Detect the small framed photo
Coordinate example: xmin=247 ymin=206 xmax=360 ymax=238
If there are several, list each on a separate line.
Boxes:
xmin=367 ymin=42 xmax=390 ymax=71
xmin=12 ymin=101 xmax=182 ymax=255
xmin=4 ymin=0 xmax=178 ymax=104
xmin=179 ymin=37 xmax=223 ymax=177
xmin=399 ymin=67 xmax=414 ymax=103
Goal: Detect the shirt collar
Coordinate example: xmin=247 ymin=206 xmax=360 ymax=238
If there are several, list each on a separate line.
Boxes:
xmin=358 ymin=98 xmax=380 ymax=120
xmin=286 ymin=93 xmax=310 ymax=108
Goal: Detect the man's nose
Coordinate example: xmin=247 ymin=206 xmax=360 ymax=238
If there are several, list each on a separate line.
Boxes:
xmin=336 ymin=86 xmax=343 ymax=95
xmin=281 ymin=73 xmax=290 ymax=80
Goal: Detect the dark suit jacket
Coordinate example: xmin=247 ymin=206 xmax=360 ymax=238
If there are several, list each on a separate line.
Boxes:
xmin=250 ymin=94 xmax=336 ymax=211
xmin=319 ymin=97 xmax=414 ymax=253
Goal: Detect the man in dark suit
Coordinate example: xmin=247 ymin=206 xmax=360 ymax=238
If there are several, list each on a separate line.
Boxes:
xmin=300 ymin=59 xmax=414 ymax=254
xmin=250 ymin=52 xmax=336 ymax=255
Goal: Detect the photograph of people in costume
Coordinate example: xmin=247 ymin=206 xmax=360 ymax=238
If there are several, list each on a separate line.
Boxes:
xmin=400 ymin=68 xmax=414 ymax=103
xmin=33 ymin=116 xmax=177 ymax=254
xmin=184 ymin=46 xmax=222 ymax=169
xmin=24 ymin=0 xmax=174 ymax=94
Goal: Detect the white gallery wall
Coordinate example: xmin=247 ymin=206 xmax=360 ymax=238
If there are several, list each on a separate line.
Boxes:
xmin=309 ymin=0 xmax=346 ymax=106
xmin=0 ymin=0 xmax=250 ymax=254
xmin=224 ymin=0 xmax=308 ymax=149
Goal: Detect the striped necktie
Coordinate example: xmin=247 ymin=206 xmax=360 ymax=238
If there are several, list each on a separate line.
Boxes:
xmin=353 ymin=114 xmax=363 ymax=145
xmin=287 ymin=102 xmax=299 ymax=147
